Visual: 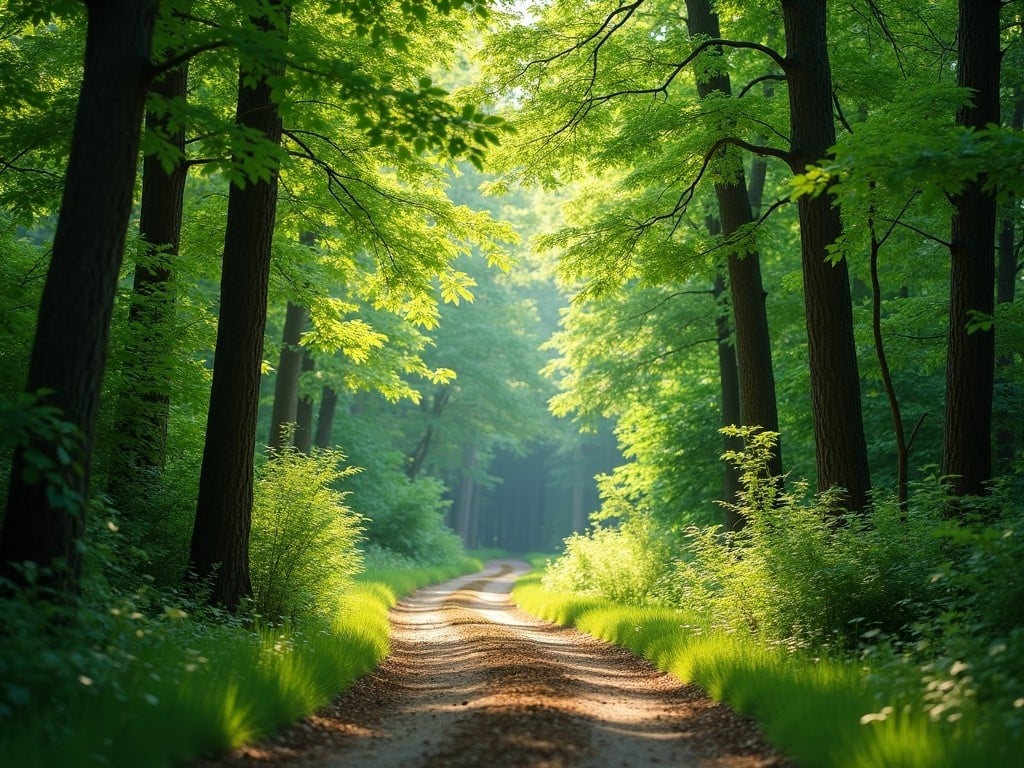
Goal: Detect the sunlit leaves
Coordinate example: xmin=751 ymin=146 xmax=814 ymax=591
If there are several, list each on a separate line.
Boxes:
xmin=788 ymin=166 xmax=832 ymax=201
xmin=437 ymin=270 xmax=476 ymax=305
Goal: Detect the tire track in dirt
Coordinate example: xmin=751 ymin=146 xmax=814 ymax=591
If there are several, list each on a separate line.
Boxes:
xmin=197 ymin=560 xmax=790 ymax=768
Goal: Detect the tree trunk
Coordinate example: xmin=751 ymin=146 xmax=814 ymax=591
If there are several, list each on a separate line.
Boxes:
xmin=453 ymin=443 xmax=477 ymax=543
xmin=189 ymin=3 xmax=288 ymax=610
xmin=995 ymin=88 xmax=1021 ymax=466
xmin=685 ymin=0 xmax=783 ymax=493
xmin=268 ymin=302 xmax=306 ymax=451
xmin=109 ymin=61 xmax=189 ymax=494
xmin=314 ymin=385 xmax=338 ymax=449
xmin=294 ymin=350 xmax=315 ymax=454
xmin=407 ymin=385 xmax=450 ymax=479
xmin=1 ymin=0 xmax=157 ymax=596
xmin=782 ymin=0 xmax=871 ymax=514
xmin=571 ymin=443 xmax=586 ymax=533
xmin=942 ymin=0 xmax=1000 ymax=498
xmin=713 ymin=273 xmax=744 ymax=530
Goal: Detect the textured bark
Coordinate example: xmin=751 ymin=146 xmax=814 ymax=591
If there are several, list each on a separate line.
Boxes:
xmin=713 ymin=274 xmax=743 ymax=530
xmin=685 ymin=0 xmax=783 ymax=492
xmin=995 ymin=89 xmax=1021 ymax=466
xmin=1 ymin=0 xmax=157 ymax=595
xmin=782 ymin=0 xmax=871 ymax=513
xmin=942 ymin=0 xmax=1000 ymax=498
xmin=268 ymin=302 xmax=307 ymax=451
xmin=109 ymin=61 xmax=189 ymax=493
xmin=190 ymin=3 xmax=288 ymax=609
xmin=314 ymin=385 xmax=338 ymax=449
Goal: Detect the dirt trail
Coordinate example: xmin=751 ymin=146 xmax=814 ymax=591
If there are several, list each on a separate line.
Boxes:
xmin=198 ymin=560 xmax=790 ymax=767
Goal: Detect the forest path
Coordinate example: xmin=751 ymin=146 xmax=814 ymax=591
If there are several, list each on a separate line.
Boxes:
xmin=198 ymin=560 xmax=789 ymax=768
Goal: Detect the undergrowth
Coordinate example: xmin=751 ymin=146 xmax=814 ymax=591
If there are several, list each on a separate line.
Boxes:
xmin=533 ymin=428 xmax=1024 ymax=766
xmin=0 ymin=533 xmax=481 ymax=768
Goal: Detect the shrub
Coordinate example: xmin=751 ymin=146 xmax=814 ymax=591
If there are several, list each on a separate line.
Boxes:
xmin=346 ymin=466 xmax=463 ymax=567
xmin=250 ymin=447 xmax=363 ymax=622
xmin=665 ymin=429 xmax=951 ymax=649
xmin=542 ymin=516 xmax=670 ymax=606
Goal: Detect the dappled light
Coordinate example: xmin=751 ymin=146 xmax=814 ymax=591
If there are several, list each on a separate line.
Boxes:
xmin=1 ymin=0 xmax=1021 ymax=766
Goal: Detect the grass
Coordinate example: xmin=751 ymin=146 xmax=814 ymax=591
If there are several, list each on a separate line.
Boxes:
xmin=0 ymin=556 xmax=483 ymax=768
xmin=512 ymin=570 xmax=1024 ymax=768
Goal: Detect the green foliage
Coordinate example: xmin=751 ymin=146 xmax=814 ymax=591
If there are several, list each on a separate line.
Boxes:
xmin=516 ymin=561 xmax=1024 ymax=768
xmin=542 ymin=515 xmax=669 ymax=606
xmin=0 ymin=533 xmax=481 ymax=767
xmin=0 ymin=391 xmax=87 ymax=520
xmin=333 ymin=420 xmax=463 ymax=565
xmin=667 ymin=430 xmax=948 ymax=649
xmin=351 ymin=468 xmax=463 ymax=566
xmin=250 ymin=447 xmax=363 ymax=622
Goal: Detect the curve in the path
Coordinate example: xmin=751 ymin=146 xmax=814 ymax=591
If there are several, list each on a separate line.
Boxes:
xmin=200 ymin=560 xmax=788 ymax=768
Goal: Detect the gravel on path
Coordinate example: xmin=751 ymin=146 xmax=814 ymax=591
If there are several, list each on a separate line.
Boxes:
xmin=195 ymin=560 xmax=793 ymax=768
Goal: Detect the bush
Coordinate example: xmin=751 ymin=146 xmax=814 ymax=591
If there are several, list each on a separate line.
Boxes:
xmin=250 ymin=448 xmax=363 ymax=622
xmin=542 ymin=516 xmax=670 ymax=606
xmin=346 ymin=467 xmax=463 ymax=567
xmin=667 ymin=431 xmax=949 ymax=649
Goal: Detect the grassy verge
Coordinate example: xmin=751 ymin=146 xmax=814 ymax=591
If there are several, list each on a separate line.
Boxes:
xmin=1 ymin=557 xmax=482 ymax=768
xmin=512 ymin=570 xmax=1022 ymax=768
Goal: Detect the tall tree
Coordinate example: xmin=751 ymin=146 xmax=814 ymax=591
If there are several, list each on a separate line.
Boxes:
xmin=685 ymin=0 xmax=783 ymax=495
xmin=189 ymin=0 xmax=289 ymax=608
xmin=294 ymin=349 xmax=316 ymax=453
xmin=995 ymin=85 xmax=1022 ymax=466
xmin=109 ymin=60 xmax=189 ymax=492
xmin=1 ymin=1 xmax=158 ymax=595
xmin=268 ymin=301 xmax=308 ymax=451
xmin=781 ymin=0 xmax=871 ymax=513
xmin=942 ymin=0 xmax=1001 ymax=497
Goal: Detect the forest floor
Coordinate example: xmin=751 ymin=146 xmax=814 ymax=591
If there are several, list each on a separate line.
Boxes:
xmin=195 ymin=560 xmax=793 ymax=768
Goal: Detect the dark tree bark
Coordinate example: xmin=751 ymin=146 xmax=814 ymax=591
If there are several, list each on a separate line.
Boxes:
xmin=782 ymin=1 xmax=872 ymax=518
xmin=995 ymin=88 xmax=1021 ymax=466
xmin=782 ymin=0 xmax=871 ymax=514
xmin=942 ymin=0 xmax=1000 ymax=498
xmin=314 ymin=385 xmax=338 ymax=449
xmin=109 ymin=61 xmax=189 ymax=494
xmin=685 ymin=0 xmax=783 ymax=495
xmin=189 ymin=2 xmax=288 ymax=610
xmin=294 ymin=350 xmax=315 ymax=454
xmin=406 ymin=385 xmax=450 ymax=479
xmin=268 ymin=301 xmax=307 ymax=451
xmin=713 ymin=273 xmax=744 ymax=530
xmin=1 ymin=0 xmax=157 ymax=595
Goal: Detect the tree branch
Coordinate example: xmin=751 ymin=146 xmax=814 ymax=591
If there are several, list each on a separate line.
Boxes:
xmin=877 ymin=191 xmax=921 ymax=247
xmin=737 ymin=72 xmax=787 ymax=99
xmin=147 ymin=40 xmax=231 ymax=81
xmin=886 ymin=218 xmax=951 ymax=248
xmin=637 ymin=336 xmax=718 ymax=367
xmin=832 ymin=89 xmax=854 ymax=134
